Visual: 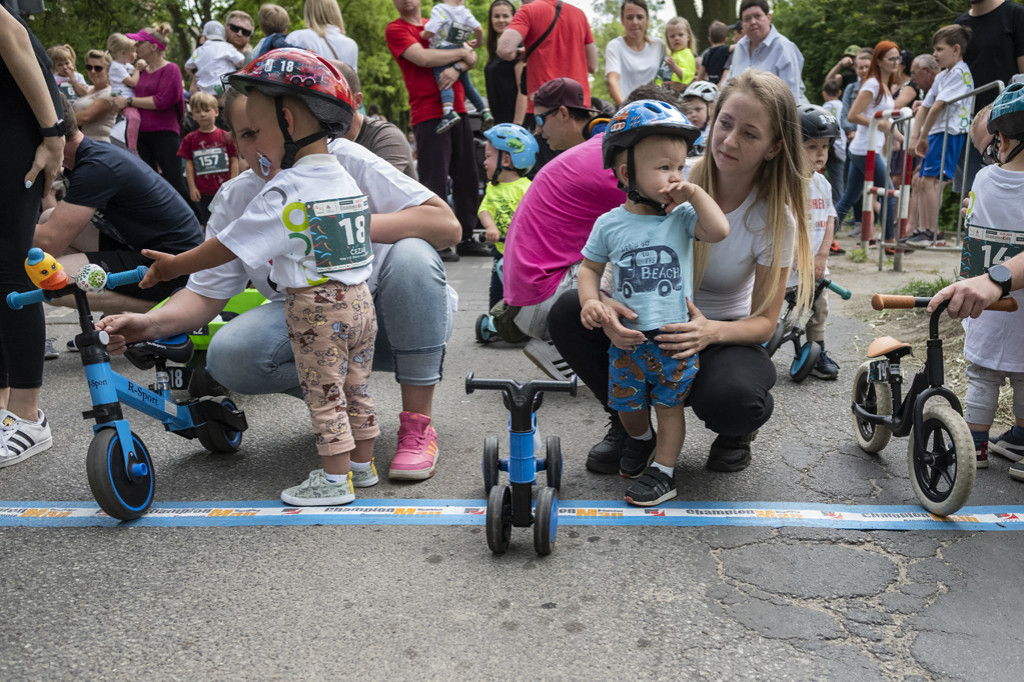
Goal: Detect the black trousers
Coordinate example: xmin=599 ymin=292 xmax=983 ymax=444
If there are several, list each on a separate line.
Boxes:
xmin=547 ymin=290 xmax=776 ymax=437
xmin=0 ymin=83 xmax=46 ymax=390
xmin=413 ymin=116 xmax=479 ymax=241
xmin=137 ymin=129 xmax=190 ymax=204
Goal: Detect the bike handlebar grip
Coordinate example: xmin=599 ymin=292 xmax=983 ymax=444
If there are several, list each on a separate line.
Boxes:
xmin=5 ymin=289 xmax=47 ymax=310
xmin=106 ymin=265 xmax=148 ymax=290
xmin=465 ymin=372 xmax=513 ymax=394
xmin=827 ymin=281 xmax=852 ymax=300
xmin=871 ymin=294 xmax=917 ymax=310
xmin=987 ymin=297 xmax=1019 ymax=313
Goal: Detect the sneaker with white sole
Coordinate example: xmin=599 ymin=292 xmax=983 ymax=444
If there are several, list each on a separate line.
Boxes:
xmin=989 ymin=428 xmax=1024 ymax=462
xmin=351 ymin=459 xmax=379 ymax=488
xmin=523 ymin=338 xmax=576 ymax=381
xmin=281 ymin=469 xmax=355 ymax=506
xmin=389 ymin=412 xmax=439 ymax=480
xmin=44 ymin=338 xmax=59 ymax=360
xmin=975 ymin=441 xmax=990 ymax=469
xmin=624 ymin=466 xmax=678 ymax=507
xmin=0 ymin=409 xmax=53 ymax=469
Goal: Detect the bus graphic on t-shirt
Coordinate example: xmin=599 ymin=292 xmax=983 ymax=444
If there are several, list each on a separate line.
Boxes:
xmin=617 ymin=245 xmax=682 ymax=298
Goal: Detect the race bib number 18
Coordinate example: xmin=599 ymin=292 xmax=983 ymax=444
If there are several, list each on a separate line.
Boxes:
xmin=307 ymin=195 xmax=373 ymax=274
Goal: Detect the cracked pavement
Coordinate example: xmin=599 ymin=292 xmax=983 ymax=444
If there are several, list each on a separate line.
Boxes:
xmin=1 ymin=254 xmax=1020 ymax=680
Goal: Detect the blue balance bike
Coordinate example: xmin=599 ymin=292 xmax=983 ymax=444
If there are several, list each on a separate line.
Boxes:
xmin=7 ymin=264 xmax=248 ymax=521
xmin=465 ymin=372 xmax=576 ymax=555
xmin=765 ymin=278 xmax=852 ymax=382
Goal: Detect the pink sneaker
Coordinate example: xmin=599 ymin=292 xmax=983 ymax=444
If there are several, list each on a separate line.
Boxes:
xmin=389 ymin=412 xmax=438 ymax=480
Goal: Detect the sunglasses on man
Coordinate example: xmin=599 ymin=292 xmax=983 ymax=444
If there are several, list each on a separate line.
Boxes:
xmin=228 ymin=23 xmax=252 ymax=37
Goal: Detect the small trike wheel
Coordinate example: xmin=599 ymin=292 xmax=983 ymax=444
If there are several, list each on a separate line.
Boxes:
xmin=533 ymin=486 xmax=558 ymax=556
xmin=789 ymin=341 xmax=821 ymax=383
xmin=475 ymin=314 xmax=495 ymax=344
xmin=907 ymin=403 xmax=976 ymax=516
xmin=196 ymin=396 xmax=244 ymax=453
xmin=483 ymin=436 xmax=500 ymax=493
xmin=851 ymin=361 xmax=892 ymax=454
xmin=545 ymin=436 xmax=562 ymax=490
xmin=486 ymin=484 xmax=513 ymax=554
xmin=86 ymin=428 xmax=155 ymax=521
xmin=764 ymin=321 xmax=785 ymax=357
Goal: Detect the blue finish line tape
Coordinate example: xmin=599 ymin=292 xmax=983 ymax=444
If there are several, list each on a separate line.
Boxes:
xmin=2 ymin=499 xmax=1024 ymax=530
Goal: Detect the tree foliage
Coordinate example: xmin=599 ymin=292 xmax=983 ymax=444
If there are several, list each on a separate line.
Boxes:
xmin=771 ymin=0 xmax=962 ymax=104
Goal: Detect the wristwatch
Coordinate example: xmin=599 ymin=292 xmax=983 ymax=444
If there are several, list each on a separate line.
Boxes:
xmin=987 ymin=264 xmax=1013 ymax=297
xmin=453 ymin=62 xmax=463 ymax=72
xmin=39 ymin=119 xmax=67 ymax=138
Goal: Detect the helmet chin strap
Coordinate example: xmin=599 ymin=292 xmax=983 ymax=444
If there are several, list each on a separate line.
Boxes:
xmin=275 ymin=96 xmax=327 ymax=169
xmin=622 ymin=146 xmax=666 ymax=216
xmin=1004 ymin=136 xmax=1024 ymax=165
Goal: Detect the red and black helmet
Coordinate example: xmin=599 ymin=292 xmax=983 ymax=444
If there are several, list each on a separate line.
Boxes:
xmin=225 ymin=48 xmax=355 ymax=137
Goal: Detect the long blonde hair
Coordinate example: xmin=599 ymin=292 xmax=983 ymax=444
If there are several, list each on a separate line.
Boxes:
xmin=304 ymin=0 xmax=346 ymax=36
xmin=689 ymin=70 xmax=811 ymax=318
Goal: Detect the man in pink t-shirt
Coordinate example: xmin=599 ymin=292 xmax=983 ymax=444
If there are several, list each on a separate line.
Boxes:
xmin=496 ymin=0 xmax=597 ymax=114
xmin=500 ymin=78 xmax=622 ymax=378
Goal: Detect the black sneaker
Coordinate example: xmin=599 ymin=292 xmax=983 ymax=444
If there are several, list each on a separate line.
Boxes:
xmin=456 ymin=239 xmax=494 ymax=257
xmin=1009 ymin=459 xmax=1024 ymax=482
xmin=585 ymin=416 xmax=627 ymax=474
xmin=706 ymin=433 xmax=752 ymax=472
xmin=619 ymin=433 xmax=657 ymax=478
xmin=437 ymin=247 xmax=460 ymax=263
xmin=811 ymin=350 xmax=840 ymax=380
xmin=625 ymin=466 xmax=677 ymax=507
xmin=435 ymin=111 xmax=460 ymax=134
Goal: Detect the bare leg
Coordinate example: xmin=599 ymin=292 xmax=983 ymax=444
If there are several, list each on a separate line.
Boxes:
xmin=652 ymin=404 xmax=685 ymax=468
xmin=619 ymin=407 xmax=650 ymax=438
xmin=0 ymin=387 xmax=41 ymax=421
xmin=400 ymin=384 xmax=435 ymax=418
xmin=916 ymin=175 xmax=940 ymax=236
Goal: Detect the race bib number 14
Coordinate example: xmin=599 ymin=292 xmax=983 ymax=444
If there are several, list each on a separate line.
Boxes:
xmin=961 ymin=224 xmax=1024 ymax=279
xmin=307 ymin=195 xmax=373 ymax=274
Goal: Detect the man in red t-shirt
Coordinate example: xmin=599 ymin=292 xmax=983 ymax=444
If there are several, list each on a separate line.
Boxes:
xmin=496 ymin=0 xmax=597 ymax=115
xmin=387 ymin=0 xmax=482 ymax=261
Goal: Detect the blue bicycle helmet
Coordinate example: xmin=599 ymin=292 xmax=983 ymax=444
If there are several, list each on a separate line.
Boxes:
xmin=987 ymin=83 xmax=1024 ymax=164
xmin=602 ymin=100 xmax=700 ymax=214
xmin=483 ymin=123 xmax=539 ymax=183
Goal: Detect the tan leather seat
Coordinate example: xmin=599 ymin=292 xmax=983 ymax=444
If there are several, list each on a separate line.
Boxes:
xmin=867 ymin=336 xmax=913 ymax=358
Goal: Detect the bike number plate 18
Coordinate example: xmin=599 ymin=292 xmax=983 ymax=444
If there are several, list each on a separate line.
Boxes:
xmin=306 ymin=195 xmax=373 ymax=274
xmin=167 ymin=366 xmax=192 ymax=391
xmin=961 ymin=225 xmax=1024 ymax=279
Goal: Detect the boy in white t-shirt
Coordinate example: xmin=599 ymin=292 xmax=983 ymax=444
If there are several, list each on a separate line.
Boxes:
xmin=792 ymin=105 xmax=841 ymax=379
xmin=959 ymin=86 xmax=1024 ymax=476
xmin=821 ymin=77 xmax=846 ymax=207
xmin=186 ymin=21 xmax=245 ymax=98
xmin=420 ymin=0 xmax=492 ymax=134
xmin=140 ymin=49 xmax=378 ymax=506
xmin=911 ymin=25 xmax=974 ymax=243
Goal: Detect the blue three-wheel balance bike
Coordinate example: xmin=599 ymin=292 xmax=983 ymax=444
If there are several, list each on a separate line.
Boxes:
xmin=8 ymin=250 xmax=248 ymax=521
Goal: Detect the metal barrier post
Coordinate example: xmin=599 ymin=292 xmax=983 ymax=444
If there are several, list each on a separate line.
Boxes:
xmin=863 ymin=107 xmax=913 ymax=271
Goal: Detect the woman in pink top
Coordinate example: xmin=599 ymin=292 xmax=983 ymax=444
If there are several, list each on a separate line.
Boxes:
xmin=113 ymin=23 xmax=189 ymax=202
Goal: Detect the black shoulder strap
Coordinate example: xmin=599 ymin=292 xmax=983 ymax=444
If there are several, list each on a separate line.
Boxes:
xmin=523 ymin=0 xmax=562 ymax=61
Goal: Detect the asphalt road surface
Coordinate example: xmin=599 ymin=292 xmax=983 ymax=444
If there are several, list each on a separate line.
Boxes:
xmin=2 ymin=254 xmax=1020 ymax=681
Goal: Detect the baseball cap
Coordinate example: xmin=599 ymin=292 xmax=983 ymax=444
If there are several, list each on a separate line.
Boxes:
xmin=843 ymin=44 xmax=861 ymax=57
xmin=203 ymin=21 xmax=226 ymax=41
xmin=533 ymin=77 xmax=595 ymax=112
xmin=729 ymin=20 xmax=742 ymax=31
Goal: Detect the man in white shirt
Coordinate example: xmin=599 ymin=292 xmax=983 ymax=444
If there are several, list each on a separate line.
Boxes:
xmin=722 ymin=0 xmax=806 ymax=105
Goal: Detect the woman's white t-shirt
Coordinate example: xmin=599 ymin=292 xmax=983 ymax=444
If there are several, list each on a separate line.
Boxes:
xmin=605 ymin=36 xmax=666 ymax=102
xmin=849 ymin=78 xmax=893 ymax=156
xmin=694 ymin=188 xmax=796 ymax=321
xmin=288 ymin=26 xmax=359 ymax=70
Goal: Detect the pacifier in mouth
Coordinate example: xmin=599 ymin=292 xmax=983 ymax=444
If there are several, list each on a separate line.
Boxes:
xmin=257 ymin=152 xmax=273 ymax=177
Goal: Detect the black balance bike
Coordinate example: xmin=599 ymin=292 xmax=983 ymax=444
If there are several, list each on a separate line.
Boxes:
xmin=851 ymin=294 xmax=1017 ymax=515
xmin=765 ymin=278 xmax=852 ymax=382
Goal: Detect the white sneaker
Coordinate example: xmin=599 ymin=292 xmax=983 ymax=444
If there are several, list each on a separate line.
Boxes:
xmin=524 ymin=339 xmax=577 ymax=381
xmin=351 ymin=459 xmax=379 ymax=488
xmin=0 ymin=409 xmax=53 ymax=468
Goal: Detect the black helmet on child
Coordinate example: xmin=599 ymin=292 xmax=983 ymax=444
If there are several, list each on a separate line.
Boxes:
xmin=797 ymin=104 xmax=840 ymax=142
